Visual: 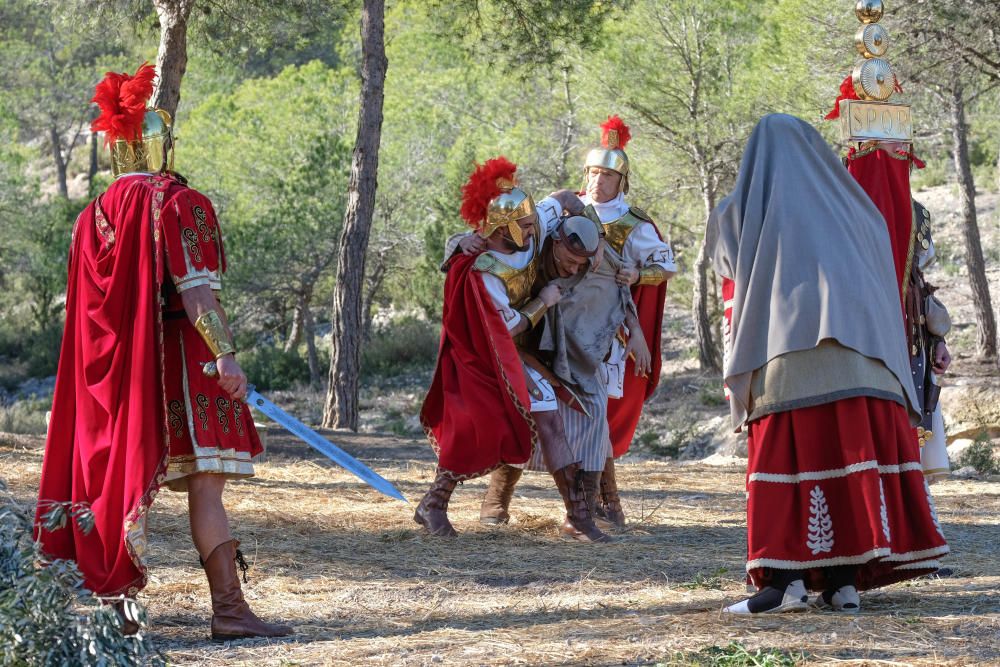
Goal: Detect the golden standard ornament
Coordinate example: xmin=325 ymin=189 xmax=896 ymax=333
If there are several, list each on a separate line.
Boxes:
xmin=837 ymin=0 xmax=913 ymax=143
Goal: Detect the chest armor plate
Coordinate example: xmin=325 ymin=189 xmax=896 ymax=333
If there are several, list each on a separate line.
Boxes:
xmin=473 ymin=249 xmax=538 ymax=310
xmin=602 ymin=207 xmax=651 ymax=255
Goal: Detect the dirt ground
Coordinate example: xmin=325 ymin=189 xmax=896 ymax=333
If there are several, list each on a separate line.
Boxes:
xmin=2 ymin=428 xmax=998 ymax=666
xmin=2 ymin=183 xmax=997 ymax=665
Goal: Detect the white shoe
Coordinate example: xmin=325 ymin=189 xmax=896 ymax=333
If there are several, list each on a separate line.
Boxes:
xmin=723 ymin=580 xmax=809 ymax=615
xmin=813 ymin=585 xmax=860 ymax=613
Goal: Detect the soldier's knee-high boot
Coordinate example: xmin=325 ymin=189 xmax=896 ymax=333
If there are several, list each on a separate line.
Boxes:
xmin=533 ymin=410 xmax=611 ymax=543
xmin=202 ymin=539 xmax=293 ymax=640
xmin=480 ymin=464 xmax=523 ymax=525
xmin=596 ymin=457 xmax=626 ymax=529
xmin=415 ymin=469 xmax=459 ymax=536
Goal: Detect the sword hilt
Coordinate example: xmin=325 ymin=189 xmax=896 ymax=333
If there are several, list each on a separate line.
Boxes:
xmin=203 ymin=361 xmax=258 ymax=401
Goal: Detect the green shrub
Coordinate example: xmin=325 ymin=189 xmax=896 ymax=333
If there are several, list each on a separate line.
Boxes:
xmin=679 ymin=567 xmax=730 ymax=591
xmin=0 ymin=479 xmax=163 ymax=665
xmin=958 ymin=434 xmax=999 ymax=475
xmin=362 ymin=317 xmax=439 ymax=376
xmin=666 ymin=642 xmax=803 ymax=666
xmin=637 ymin=429 xmax=661 ymax=449
xmin=699 ymin=386 xmax=727 ymax=407
xmin=972 ymin=163 xmax=996 ymax=193
xmin=911 ymin=161 xmax=947 ymax=191
xmin=0 ymin=322 xmax=61 ymax=391
xmin=239 ymin=344 xmax=311 ymax=391
xmin=0 ymin=397 xmax=50 ymax=435
xmin=644 ymin=415 xmax=700 ymax=459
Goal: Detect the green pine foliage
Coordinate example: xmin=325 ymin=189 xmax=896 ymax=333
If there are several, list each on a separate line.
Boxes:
xmin=1 ymin=0 xmax=998 ymax=385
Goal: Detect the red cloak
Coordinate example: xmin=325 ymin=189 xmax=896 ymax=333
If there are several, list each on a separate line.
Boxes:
xmin=608 ymin=237 xmax=668 ymax=458
xmin=845 ymin=149 xmax=914 ymax=301
xmin=36 ymin=174 xmax=177 ymax=596
xmin=420 ymin=253 xmax=536 ymax=479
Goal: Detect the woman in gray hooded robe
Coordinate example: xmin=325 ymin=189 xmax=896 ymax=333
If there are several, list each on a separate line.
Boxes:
xmin=708 ymin=114 xmax=948 ymax=615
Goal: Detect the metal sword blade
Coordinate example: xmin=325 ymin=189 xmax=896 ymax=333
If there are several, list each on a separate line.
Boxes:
xmin=246 ymin=388 xmax=407 ymax=502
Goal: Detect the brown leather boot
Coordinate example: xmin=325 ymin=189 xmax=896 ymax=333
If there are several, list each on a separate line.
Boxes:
xmin=202 ymin=540 xmax=293 ymax=641
xmin=597 ymin=457 xmax=626 ymax=529
xmin=414 ymin=470 xmax=459 ymax=536
xmin=580 ymin=470 xmax=602 ymax=519
xmin=480 ymin=464 xmax=523 ymax=525
xmin=551 ymin=463 xmax=612 ymax=543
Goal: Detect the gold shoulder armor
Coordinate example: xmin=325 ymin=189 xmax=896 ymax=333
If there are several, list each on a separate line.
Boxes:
xmin=471 ymin=251 xmax=536 ymax=308
xmin=473 ymin=253 xmax=497 ymax=273
xmin=629 ymin=206 xmax=653 ymax=222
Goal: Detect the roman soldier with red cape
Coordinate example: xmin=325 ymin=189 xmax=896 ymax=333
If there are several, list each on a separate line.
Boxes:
xmin=34 ymin=64 xmax=291 ymax=640
xmin=578 ymin=116 xmax=677 ymax=528
xmin=827 ymin=76 xmax=954 ymax=483
xmin=418 ymin=158 xmax=610 ymax=542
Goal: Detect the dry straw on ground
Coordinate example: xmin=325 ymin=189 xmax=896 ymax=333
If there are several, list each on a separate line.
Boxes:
xmin=2 ymin=428 xmax=998 ymax=666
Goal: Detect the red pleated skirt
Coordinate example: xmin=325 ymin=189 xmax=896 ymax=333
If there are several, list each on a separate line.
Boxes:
xmin=746 ymin=396 xmax=948 ymax=591
xmin=161 ymin=314 xmax=263 ymax=491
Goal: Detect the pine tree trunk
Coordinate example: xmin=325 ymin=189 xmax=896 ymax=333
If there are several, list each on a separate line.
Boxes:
xmin=322 ymin=0 xmax=387 ymax=430
xmin=556 ymin=66 xmax=576 ymax=188
xmin=693 ymin=163 xmax=722 ymax=373
xmin=50 ymin=125 xmax=68 ymax=199
xmin=304 ymin=305 xmax=321 ymax=388
xmin=285 ymin=295 xmax=305 ymax=353
xmin=88 ymin=131 xmax=98 ymax=197
xmin=950 ymin=83 xmax=998 ymax=360
xmin=692 ymin=239 xmax=721 ymax=373
xmin=362 ymin=253 xmax=389 ymax=344
xmin=150 ymin=0 xmax=194 ymax=120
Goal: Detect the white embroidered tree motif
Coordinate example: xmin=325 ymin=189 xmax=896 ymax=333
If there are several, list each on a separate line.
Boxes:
xmin=924 ymin=479 xmax=945 ymax=539
xmin=806 ymin=485 xmax=835 ymax=554
xmin=879 ymin=478 xmax=891 ymax=543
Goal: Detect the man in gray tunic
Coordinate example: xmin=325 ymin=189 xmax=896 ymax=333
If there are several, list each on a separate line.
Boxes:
xmin=479 ymin=214 xmax=651 ymax=537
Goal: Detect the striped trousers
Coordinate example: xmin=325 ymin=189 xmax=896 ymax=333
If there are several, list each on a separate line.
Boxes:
xmin=521 ymin=376 xmax=611 ymax=473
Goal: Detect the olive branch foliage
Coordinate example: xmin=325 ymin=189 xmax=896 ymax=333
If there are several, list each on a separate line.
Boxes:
xmin=0 ymin=478 xmax=164 ymax=666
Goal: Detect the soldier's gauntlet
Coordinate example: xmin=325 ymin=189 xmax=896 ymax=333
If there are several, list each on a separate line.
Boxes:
xmin=519 ymin=298 xmax=548 ymax=329
xmin=637 ymin=265 xmax=669 ymax=286
xmin=194 ymin=310 xmax=236 ymax=359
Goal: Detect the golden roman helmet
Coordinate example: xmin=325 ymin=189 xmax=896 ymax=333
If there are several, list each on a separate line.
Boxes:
xmin=91 ymin=63 xmax=175 ymax=177
xmin=460 ymin=157 xmax=536 ymax=248
xmin=109 ymin=109 xmax=173 ymax=177
xmin=583 ymin=115 xmax=632 ymax=195
xmin=483 ymin=183 xmax=535 ymax=247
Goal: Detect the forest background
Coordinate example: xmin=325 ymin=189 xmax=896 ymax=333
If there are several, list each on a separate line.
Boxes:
xmin=1 ymin=0 xmax=998 ymax=440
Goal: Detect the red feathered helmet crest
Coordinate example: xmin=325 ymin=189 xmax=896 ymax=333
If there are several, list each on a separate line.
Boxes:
xmin=460 ymin=157 xmax=535 ymax=247
xmin=584 ymin=115 xmax=631 ymax=195
xmin=91 ymin=63 xmax=174 ymax=177
xmin=823 ymin=74 xmax=860 ymax=121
